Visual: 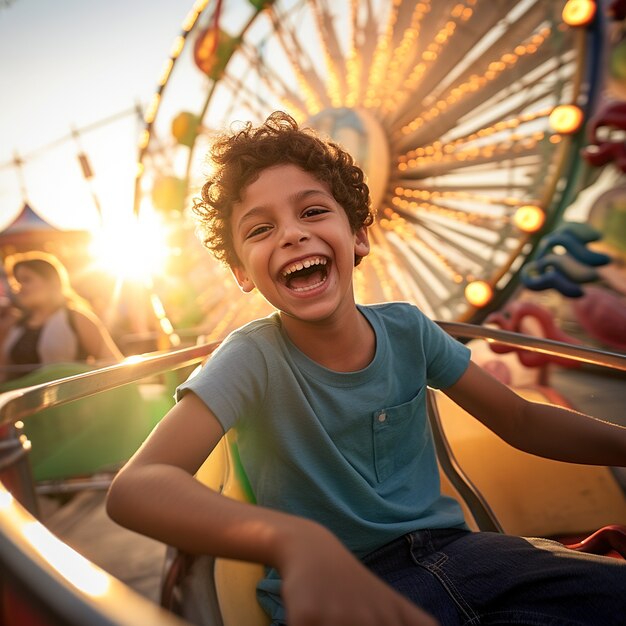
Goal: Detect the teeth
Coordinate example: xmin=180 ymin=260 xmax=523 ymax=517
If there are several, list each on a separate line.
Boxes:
xmin=291 ymin=276 xmax=327 ymax=292
xmin=282 ymin=256 xmax=327 ymax=277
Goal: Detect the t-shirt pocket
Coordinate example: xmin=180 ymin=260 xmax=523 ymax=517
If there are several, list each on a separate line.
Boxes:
xmin=372 ymin=386 xmax=428 ymax=483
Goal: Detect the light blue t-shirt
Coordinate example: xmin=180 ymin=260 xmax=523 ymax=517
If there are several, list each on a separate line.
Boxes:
xmin=177 ymin=302 xmax=471 ymax=620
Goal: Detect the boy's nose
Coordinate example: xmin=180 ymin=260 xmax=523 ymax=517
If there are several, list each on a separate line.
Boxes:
xmin=279 ymin=223 xmax=309 ymax=247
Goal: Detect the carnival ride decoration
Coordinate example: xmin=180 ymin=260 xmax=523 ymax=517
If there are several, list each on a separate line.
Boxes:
xmin=134 ymin=0 xmax=603 ymax=333
xmin=497 ymin=219 xmax=626 ymax=355
xmin=572 ymin=284 xmax=626 ymax=350
xmin=520 ymin=222 xmax=611 ymax=297
xmin=582 ymin=99 xmax=626 ymax=171
xmin=485 ymin=300 xmax=583 ymax=368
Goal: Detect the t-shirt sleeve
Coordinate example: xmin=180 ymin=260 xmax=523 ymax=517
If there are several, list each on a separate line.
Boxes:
xmin=416 ymin=308 xmax=471 ymax=389
xmin=175 ymin=331 xmax=268 ymax=432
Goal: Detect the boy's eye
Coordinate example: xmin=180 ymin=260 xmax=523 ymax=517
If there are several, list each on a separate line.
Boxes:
xmin=303 ymin=207 xmax=328 ymax=218
xmin=246 ymin=225 xmax=272 ymax=239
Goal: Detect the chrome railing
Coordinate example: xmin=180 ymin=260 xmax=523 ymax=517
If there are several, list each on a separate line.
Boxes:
xmin=439 ymin=322 xmax=626 ymax=372
xmin=0 ymin=326 xmax=624 ymax=626
xmin=0 ymin=341 xmax=219 ymax=626
xmin=433 ymin=323 xmax=626 ymax=535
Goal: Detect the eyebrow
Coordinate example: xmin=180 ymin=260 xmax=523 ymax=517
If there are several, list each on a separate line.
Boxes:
xmin=236 ymin=188 xmax=334 ymax=232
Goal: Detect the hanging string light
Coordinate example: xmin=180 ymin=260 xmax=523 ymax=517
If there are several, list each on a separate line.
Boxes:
xmin=562 ymin=0 xmax=597 ymax=27
xmin=72 ymin=128 xmax=103 ymax=223
xmin=549 ymin=104 xmax=584 ymax=134
xmin=465 ymin=280 xmax=493 ymax=308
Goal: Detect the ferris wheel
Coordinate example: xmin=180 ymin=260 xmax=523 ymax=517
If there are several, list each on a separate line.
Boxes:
xmin=135 ymin=0 xmax=602 ymax=336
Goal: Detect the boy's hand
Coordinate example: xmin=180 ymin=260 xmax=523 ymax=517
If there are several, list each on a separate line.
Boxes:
xmin=277 ymin=522 xmax=439 ymax=626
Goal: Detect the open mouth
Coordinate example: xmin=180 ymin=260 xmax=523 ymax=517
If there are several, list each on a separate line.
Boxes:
xmin=280 ymin=256 xmax=329 ymax=293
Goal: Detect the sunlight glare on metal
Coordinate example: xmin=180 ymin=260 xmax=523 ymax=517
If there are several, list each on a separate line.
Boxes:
xmin=22 ymin=522 xmax=111 ymax=597
xmin=0 ymin=489 xmax=13 ymax=511
xmin=123 ymin=355 xmax=144 ymax=365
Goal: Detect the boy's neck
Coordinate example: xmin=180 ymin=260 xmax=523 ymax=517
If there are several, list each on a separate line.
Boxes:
xmin=279 ymin=302 xmax=375 ymax=373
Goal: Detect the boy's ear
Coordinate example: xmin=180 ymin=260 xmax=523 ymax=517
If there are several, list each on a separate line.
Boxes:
xmin=231 ymin=265 xmax=255 ymax=293
xmin=354 ymin=226 xmax=370 ymax=259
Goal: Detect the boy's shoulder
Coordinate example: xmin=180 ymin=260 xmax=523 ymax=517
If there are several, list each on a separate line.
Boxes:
xmin=222 ymin=312 xmax=281 ymax=345
xmin=359 ymin=301 xmax=442 ymax=346
xmin=234 ymin=312 xmax=281 ymax=336
xmin=360 ymin=300 xmax=428 ymax=325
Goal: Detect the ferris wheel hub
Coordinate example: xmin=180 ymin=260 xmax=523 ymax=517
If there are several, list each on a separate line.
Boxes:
xmin=306 ymin=107 xmax=391 ymax=212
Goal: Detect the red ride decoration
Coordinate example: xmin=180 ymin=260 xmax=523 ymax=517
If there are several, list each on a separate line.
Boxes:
xmin=486 ymin=301 xmax=582 ymax=368
xmin=581 ymin=100 xmax=626 ymax=172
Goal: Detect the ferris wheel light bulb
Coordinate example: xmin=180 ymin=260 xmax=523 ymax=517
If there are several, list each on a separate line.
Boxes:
xmin=514 ymin=205 xmax=545 ymax=233
xmin=549 ymin=105 xmax=584 ymax=134
xmin=562 ymin=0 xmax=596 ymax=27
xmin=465 ymin=281 xmax=493 ymax=308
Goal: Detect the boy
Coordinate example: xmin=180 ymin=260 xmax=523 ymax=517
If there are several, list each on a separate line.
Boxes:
xmin=107 ymin=112 xmax=626 ymax=626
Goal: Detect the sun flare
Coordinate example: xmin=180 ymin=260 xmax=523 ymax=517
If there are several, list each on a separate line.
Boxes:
xmin=89 ymin=212 xmax=170 ymax=281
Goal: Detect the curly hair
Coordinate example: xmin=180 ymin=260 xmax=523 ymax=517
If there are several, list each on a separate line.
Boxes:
xmin=193 ymin=111 xmax=374 ymax=268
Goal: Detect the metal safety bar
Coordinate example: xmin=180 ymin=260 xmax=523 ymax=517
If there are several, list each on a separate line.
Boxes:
xmin=0 ymin=341 xmax=220 ymax=428
xmin=0 ymin=326 xmax=624 ymax=626
xmin=438 ymin=322 xmax=626 ymax=371
xmin=0 ymin=341 xmax=220 ymax=626
xmin=431 ymin=322 xmax=626 ymax=534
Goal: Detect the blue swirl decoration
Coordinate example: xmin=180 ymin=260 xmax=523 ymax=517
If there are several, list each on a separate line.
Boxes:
xmin=520 ymin=223 xmax=611 ymax=297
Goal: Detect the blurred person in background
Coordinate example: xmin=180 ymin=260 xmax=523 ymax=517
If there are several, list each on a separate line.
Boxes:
xmin=0 ymin=251 xmax=122 ymax=382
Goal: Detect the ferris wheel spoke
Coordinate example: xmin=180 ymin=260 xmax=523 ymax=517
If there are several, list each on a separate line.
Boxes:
xmin=394 ymin=229 xmax=465 ymax=291
xmin=308 ymin=0 xmax=348 ymax=107
xmin=457 ymin=54 xmax=575 ymax=129
xmin=381 ymin=0 xmax=502 ymax=120
xmin=347 ymin=0 xmax=380 ymax=106
xmin=410 ymin=223 xmax=488 ymax=278
xmin=417 ymin=217 xmax=513 ymax=268
xmin=393 ymin=23 xmax=567 ymax=146
xmin=406 ymin=182 xmax=536 ymax=195
xmin=383 ymin=231 xmax=456 ymax=317
xmin=396 ymin=141 xmax=551 ymax=180
xmin=220 ymin=70 xmax=281 ymax=120
xmin=369 ymin=227 xmax=436 ymax=313
xmin=365 ymin=0 xmax=432 ymax=110
xmin=397 ymin=101 xmax=554 ymax=163
xmin=361 ymin=0 xmax=400 ymax=107
xmin=268 ymin=4 xmax=332 ymax=114
xmin=376 ymin=218 xmax=469 ymax=294
xmin=394 ymin=188 xmax=539 ymax=217
xmin=386 ymin=0 xmax=544 ymax=122
xmin=238 ymin=42 xmax=310 ymax=118
xmin=399 ymin=65 xmax=572 ymax=160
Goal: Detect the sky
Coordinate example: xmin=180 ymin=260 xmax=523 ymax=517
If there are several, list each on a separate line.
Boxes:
xmin=0 ymin=0 xmax=191 ymax=231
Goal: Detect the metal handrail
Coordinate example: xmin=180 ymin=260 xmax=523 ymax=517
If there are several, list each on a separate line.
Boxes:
xmin=437 ymin=322 xmax=626 ymax=371
xmin=0 ymin=341 xmax=220 ymax=427
xmin=0 ymin=481 xmax=189 ymax=626
xmin=0 ymin=342 xmax=221 ymax=626
xmin=430 ymin=322 xmax=625 ymax=535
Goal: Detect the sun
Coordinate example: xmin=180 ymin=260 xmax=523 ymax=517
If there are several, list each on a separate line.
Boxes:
xmin=89 ymin=211 xmax=170 ymax=282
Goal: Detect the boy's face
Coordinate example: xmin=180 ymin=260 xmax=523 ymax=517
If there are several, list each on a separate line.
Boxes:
xmin=230 ymin=164 xmax=369 ymax=324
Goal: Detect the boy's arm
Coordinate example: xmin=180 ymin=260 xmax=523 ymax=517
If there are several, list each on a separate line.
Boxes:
xmin=444 ymin=361 xmax=626 ymax=466
xmin=106 ymin=392 xmax=437 ymax=626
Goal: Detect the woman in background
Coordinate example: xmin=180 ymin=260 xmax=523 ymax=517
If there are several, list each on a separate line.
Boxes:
xmin=0 ymin=251 xmax=122 ymax=382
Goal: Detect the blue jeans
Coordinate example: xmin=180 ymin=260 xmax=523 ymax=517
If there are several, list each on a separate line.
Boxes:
xmin=360 ymin=529 xmax=626 ymax=625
